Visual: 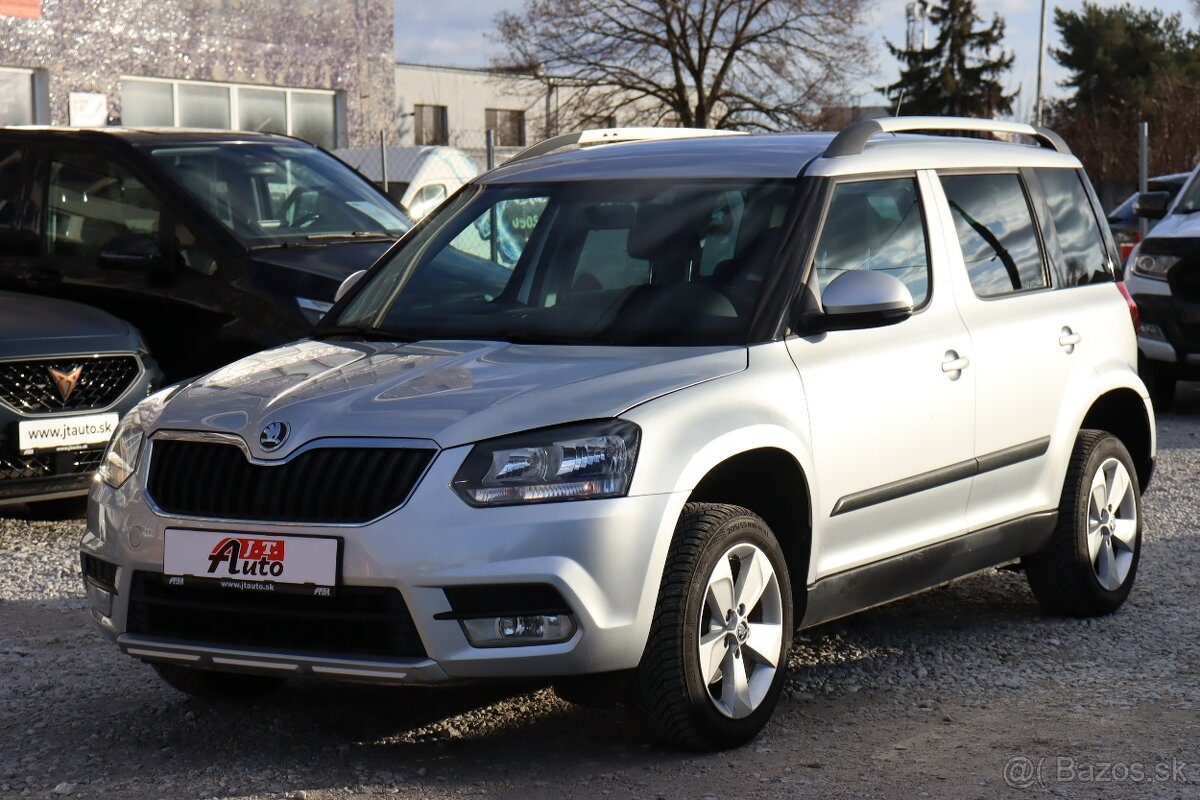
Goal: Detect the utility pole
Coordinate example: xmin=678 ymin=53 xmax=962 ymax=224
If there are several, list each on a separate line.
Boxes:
xmin=1035 ymin=0 xmax=1048 ymax=126
xmin=905 ymin=0 xmax=929 ymax=52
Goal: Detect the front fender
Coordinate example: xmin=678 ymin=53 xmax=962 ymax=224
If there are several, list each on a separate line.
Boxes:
xmin=622 ymin=342 xmax=821 ymax=580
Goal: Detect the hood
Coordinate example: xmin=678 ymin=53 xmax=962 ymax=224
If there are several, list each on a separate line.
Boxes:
xmin=250 ymin=240 xmax=394 ymax=281
xmin=0 ymin=290 xmax=139 ymax=359
xmin=153 ymin=339 xmax=746 ymax=454
xmin=1141 ymin=211 xmax=1200 ymax=242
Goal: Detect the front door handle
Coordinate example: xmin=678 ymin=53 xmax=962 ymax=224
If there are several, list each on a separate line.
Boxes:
xmin=942 ymin=351 xmax=970 ymax=379
xmin=1059 ymin=326 xmax=1081 ymax=353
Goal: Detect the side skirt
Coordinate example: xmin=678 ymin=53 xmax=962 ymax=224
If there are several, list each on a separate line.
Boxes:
xmin=800 ymin=511 xmax=1057 ymax=629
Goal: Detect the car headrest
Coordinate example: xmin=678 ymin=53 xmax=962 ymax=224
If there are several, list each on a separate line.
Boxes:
xmin=628 ymin=202 xmax=701 ymax=260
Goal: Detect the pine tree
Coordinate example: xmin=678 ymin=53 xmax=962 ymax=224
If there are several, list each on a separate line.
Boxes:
xmin=882 ymin=0 xmax=1016 ymax=118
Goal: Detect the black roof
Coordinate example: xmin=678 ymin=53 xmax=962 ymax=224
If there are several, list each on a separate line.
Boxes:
xmin=0 ymin=126 xmax=306 ymax=148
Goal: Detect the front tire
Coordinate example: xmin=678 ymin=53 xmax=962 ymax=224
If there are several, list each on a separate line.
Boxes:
xmin=1023 ymin=430 xmax=1141 ymax=617
xmin=630 ymin=503 xmax=792 ymax=751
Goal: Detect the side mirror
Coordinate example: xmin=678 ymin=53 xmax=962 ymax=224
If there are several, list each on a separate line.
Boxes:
xmin=818 ymin=270 xmax=913 ymax=331
xmin=1133 ymin=191 xmax=1171 ymax=220
xmin=334 ymin=269 xmax=367 ymax=303
xmin=99 ymin=234 xmax=163 ymax=269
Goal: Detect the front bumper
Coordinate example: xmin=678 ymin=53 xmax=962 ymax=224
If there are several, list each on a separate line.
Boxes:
xmin=81 ymin=443 xmax=684 ymax=684
xmin=1129 ymin=271 xmax=1200 ymax=378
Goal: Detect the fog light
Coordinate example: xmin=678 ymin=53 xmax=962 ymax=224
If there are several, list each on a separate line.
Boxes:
xmin=1138 ymin=323 xmax=1166 ymax=341
xmin=84 ymin=581 xmax=113 ymax=618
xmin=460 ymin=614 xmax=577 ymax=647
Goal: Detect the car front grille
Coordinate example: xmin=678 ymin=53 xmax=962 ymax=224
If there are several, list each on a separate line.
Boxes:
xmin=0 ymin=447 xmax=106 ymax=482
xmin=145 ymin=439 xmax=434 ymax=524
xmin=0 ymin=453 xmax=52 ymax=481
xmin=126 ymin=571 xmax=427 ymax=660
xmin=0 ymin=355 xmax=141 ymax=414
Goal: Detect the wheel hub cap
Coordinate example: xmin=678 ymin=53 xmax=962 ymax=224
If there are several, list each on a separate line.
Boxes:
xmin=697 ymin=543 xmax=784 ymax=719
xmin=1086 ymin=457 xmax=1137 ymax=592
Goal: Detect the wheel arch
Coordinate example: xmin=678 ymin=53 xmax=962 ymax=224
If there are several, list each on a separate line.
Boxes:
xmin=1078 ymin=387 xmax=1155 ymax=491
xmin=686 ymin=447 xmax=813 ymax=622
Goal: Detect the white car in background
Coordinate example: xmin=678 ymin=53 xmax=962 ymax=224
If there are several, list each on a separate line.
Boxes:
xmin=334 ymin=144 xmax=478 ymax=219
xmin=83 ymin=118 xmax=1153 ymax=751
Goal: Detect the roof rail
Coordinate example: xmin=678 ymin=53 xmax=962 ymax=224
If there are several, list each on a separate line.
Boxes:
xmin=507 ymin=126 xmax=745 ymax=164
xmin=823 ymin=116 xmax=1071 ymax=158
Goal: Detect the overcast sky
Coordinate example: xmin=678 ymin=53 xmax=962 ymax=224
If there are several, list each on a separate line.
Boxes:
xmin=393 ymin=0 xmax=1195 ymax=113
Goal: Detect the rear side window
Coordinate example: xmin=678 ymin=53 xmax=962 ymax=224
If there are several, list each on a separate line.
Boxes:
xmin=46 ymin=151 xmax=161 ymax=262
xmin=941 ymin=173 xmax=1046 ymax=298
xmin=1032 ymin=168 xmax=1113 ymax=287
xmin=812 ymin=177 xmax=930 ymax=306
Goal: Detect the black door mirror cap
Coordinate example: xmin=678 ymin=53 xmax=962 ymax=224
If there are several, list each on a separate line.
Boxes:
xmin=1133 ymin=191 xmax=1172 ymax=221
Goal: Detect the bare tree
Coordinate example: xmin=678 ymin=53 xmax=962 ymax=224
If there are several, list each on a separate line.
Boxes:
xmin=493 ymin=0 xmax=871 ymax=132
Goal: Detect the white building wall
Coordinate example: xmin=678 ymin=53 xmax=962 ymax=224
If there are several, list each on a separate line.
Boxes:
xmin=394 ymin=62 xmax=549 ymax=161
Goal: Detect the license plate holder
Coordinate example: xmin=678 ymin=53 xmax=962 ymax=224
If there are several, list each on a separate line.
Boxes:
xmin=163 ymin=528 xmax=341 ymax=597
xmin=18 ymin=412 xmax=119 ymax=453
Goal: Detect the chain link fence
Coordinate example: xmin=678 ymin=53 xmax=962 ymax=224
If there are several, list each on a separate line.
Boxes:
xmin=332 ymin=128 xmax=526 ymax=218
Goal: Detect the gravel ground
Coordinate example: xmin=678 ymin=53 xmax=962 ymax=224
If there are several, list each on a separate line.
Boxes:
xmin=2 ymin=390 xmax=1199 ymax=800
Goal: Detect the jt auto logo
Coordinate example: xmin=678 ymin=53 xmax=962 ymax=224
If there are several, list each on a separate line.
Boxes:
xmin=207 ymin=537 xmax=286 ymax=577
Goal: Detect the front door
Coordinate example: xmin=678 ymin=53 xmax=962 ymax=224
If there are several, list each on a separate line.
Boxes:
xmin=788 ymin=171 xmax=976 ymax=578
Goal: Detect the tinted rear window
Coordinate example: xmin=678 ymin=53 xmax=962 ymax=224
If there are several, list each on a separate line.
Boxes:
xmin=940 ymin=173 xmax=1046 ymax=298
xmin=1033 ymin=168 xmax=1112 ymax=287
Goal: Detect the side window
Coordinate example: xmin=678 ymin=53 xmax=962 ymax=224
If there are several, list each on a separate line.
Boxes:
xmin=1032 ymin=168 xmax=1113 ymax=287
xmin=812 ymin=177 xmax=930 ymax=306
xmin=449 ymin=196 xmax=549 ymax=269
xmin=940 ymin=173 xmax=1046 ymax=298
xmin=46 ymin=151 xmax=161 ymax=261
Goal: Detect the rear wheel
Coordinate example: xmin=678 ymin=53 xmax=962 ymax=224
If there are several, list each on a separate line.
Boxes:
xmin=1023 ymin=430 xmax=1141 ymax=617
xmin=629 ymin=503 xmax=792 ymax=751
xmin=153 ymin=663 xmax=285 ymax=701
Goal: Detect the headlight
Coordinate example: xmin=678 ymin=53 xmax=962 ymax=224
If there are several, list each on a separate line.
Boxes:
xmin=97 ymin=418 xmax=145 ymax=488
xmin=296 ymin=296 xmax=334 ymax=325
xmin=1131 ymin=253 xmax=1179 ymax=280
xmin=452 ymin=420 xmax=640 ymax=506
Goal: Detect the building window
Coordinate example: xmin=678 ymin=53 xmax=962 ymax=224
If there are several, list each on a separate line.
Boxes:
xmin=0 ymin=67 xmax=34 ymax=126
xmin=119 ymin=77 xmax=339 ymax=148
xmin=485 ymin=108 xmax=526 ymax=147
xmin=414 ymin=104 xmax=449 ymax=146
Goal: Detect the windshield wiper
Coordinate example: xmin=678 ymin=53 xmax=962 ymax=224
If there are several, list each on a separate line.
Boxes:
xmin=305 ymin=231 xmax=398 ymax=241
xmin=313 ymin=324 xmax=415 ymax=342
xmin=494 ymin=330 xmax=607 ymax=345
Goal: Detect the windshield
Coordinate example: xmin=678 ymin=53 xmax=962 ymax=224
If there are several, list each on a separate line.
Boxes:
xmin=148 ymin=143 xmax=411 ymax=246
xmin=1163 ymin=172 xmax=1200 ymax=214
xmin=326 ymin=179 xmax=797 ymax=346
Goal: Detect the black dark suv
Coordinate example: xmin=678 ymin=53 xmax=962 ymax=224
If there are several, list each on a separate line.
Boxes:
xmin=0 ymin=129 xmax=409 ymax=379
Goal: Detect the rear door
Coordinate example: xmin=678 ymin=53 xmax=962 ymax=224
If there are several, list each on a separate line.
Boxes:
xmin=788 ymin=171 xmax=976 ymax=577
xmin=929 ymin=169 xmax=1106 ymax=530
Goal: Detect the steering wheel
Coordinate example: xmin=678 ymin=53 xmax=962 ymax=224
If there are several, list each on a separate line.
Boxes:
xmin=280 ymin=186 xmax=321 ymax=229
xmin=292 ymin=212 xmax=323 ymax=229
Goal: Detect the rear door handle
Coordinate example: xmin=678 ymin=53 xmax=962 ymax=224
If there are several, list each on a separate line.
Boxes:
xmin=1059 ymin=327 xmax=1081 ymax=352
xmin=942 ymin=351 xmax=970 ymax=379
